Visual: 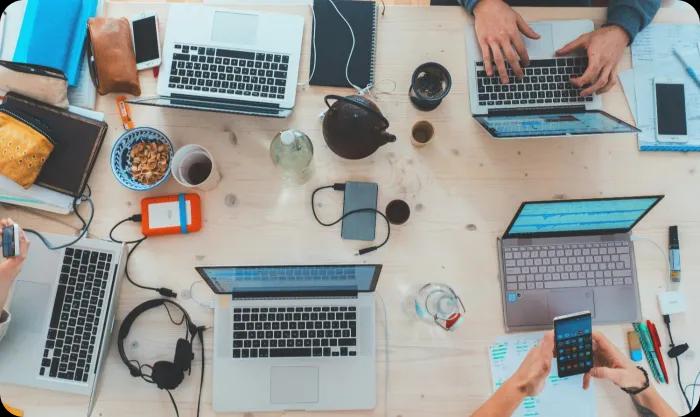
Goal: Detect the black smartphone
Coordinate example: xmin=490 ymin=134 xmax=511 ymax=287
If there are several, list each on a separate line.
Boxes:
xmin=554 ymin=310 xmax=593 ymax=378
xmin=341 ymin=181 xmax=378 ymax=241
xmin=2 ymin=224 xmax=20 ymax=258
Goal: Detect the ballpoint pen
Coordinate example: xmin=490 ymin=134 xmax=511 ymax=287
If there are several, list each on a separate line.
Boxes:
xmin=673 ymin=47 xmax=700 ymax=89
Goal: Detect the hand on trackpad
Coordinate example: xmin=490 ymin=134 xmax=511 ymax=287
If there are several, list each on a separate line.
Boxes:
xmin=270 ymin=366 xmax=319 ymax=404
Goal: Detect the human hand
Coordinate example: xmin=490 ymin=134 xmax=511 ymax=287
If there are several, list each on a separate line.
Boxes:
xmin=510 ymin=331 xmax=555 ymax=397
xmin=473 ymin=0 xmax=540 ymax=84
xmin=583 ymin=331 xmax=647 ymax=390
xmin=556 ymin=25 xmax=630 ymax=96
xmin=0 ymin=218 xmax=29 ymax=282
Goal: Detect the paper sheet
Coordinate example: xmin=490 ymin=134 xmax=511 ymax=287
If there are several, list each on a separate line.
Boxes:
xmin=489 ymin=333 xmax=597 ymax=417
xmin=628 ymin=24 xmax=700 ymax=151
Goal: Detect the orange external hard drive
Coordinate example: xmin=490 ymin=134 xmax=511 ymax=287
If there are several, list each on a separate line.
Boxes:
xmin=141 ymin=193 xmax=202 ymax=236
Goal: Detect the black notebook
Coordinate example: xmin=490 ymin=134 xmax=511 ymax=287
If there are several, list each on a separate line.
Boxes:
xmin=310 ymin=0 xmax=378 ymax=88
xmin=3 ymin=92 xmax=107 ymax=197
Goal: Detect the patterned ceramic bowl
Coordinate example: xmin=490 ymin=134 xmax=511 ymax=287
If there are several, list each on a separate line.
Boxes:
xmin=110 ymin=127 xmax=174 ymax=191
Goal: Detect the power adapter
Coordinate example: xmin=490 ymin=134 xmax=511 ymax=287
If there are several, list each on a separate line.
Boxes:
xmin=658 ymin=291 xmax=687 ymax=315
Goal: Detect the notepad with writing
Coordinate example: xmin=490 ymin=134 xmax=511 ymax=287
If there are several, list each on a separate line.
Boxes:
xmin=310 ymin=0 xmax=378 ymax=88
xmin=2 ymin=93 xmax=107 ymax=197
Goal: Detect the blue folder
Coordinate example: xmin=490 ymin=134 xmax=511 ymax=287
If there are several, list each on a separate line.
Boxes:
xmin=13 ymin=0 xmax=98 ymax=86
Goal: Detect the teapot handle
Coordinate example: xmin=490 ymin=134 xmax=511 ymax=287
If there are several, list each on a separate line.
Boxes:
xmin=324 ymin=95 xmax=389 ymax=130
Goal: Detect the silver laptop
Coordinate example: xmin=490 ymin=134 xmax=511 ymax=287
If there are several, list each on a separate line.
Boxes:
xmin=498 ymin=196 xmax=664 ymax=332
xmin=465 ymin=20 xmax=639 ymax=139
xmin=129 ymin=4 xmax=304 ymax=118
xmin=195 ymin=264 xmax=380 ymax=412
xmin=0 ymin=233 xmax=126 ymax=411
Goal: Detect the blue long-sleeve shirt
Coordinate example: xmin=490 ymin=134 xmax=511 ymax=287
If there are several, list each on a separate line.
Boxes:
xmin=459 ymin=0 xmax=661 ymax=41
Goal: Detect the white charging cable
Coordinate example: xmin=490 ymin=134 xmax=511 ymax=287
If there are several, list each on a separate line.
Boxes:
xmin=630 ymin=236 xmax=672 ymax=290
xmin=299 ymin=0 xmax=375 ymax=95
xmin=375 ymin=292 xmax=390 ymax=417
xmin=182 ymin=281 xmax=215 ymax=309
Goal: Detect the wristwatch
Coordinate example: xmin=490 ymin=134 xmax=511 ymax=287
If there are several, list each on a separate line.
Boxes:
xmin=621 ymin=366 xmax=650 ymax=395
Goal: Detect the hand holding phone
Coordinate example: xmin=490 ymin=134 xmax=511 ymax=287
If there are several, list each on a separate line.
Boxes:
xmin=554 ymin=311 xmax=593 ymax=378
xmin=2 ymin=224 xmax=21 ymax=258
xmin=130 ymin=12 xmax=162 ymax=71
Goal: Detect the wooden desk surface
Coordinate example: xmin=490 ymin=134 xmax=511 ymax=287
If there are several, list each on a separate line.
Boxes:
xmin=2 ymin=2 xmax=699 ymax=417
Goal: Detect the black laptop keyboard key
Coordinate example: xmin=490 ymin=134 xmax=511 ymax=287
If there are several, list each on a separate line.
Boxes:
xmin=270 ymin=348 xmax=312 ymax=357
xmin=40 ymin=248 xmax=113 ymax=383
xmin=233 ymin=305 xmax=358 ymax=359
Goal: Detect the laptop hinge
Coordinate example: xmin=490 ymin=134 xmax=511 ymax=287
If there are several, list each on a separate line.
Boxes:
xmin=231 ymin=290 xmax=359 ymax=300
xmin=487 ymin=105 xmax=586 ymax=116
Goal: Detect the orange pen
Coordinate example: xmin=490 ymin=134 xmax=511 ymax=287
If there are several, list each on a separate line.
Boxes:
xmin=116 ymin=95 xmax=135 ymax=130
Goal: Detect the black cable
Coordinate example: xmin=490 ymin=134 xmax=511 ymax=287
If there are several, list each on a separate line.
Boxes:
xmin=24 ymin=185 xmax=95 ymax=250
xmin=196 ymin=326 xmax=206 ymax=417
xmin=311 ymin=184 xmax=391 ymax=255
xmin=664 ymin=314 xmax=693 ymax=412
xmin=109 ymin=214 xmax=177 ymax=298
xmin=166 ymin=389 xmax=180 ymax=417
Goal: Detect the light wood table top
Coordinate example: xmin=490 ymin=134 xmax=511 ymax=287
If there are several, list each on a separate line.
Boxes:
xmin=2 ymin=2 xmax=699 ymax=417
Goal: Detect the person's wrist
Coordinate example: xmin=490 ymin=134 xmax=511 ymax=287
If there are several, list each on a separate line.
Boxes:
xmin=602 ymin=24 xmax=630 ymax=45
xmin=503 ymin=376 xmax=530 ymax=400
xmin=621 ymin=366 xmax=650 ymax=395
xmin=473 ymin=0 xmax=502 ymax=15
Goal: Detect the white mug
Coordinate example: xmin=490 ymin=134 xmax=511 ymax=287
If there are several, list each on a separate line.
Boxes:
xmin=171 ymin=144 xmax=221 ymax=191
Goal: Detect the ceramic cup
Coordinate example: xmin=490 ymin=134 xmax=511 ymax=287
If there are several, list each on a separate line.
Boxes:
xmin=411 ymin=121 xmax=435 ymax=148
xmin=171 ymin=144 xmax=221 ymax=191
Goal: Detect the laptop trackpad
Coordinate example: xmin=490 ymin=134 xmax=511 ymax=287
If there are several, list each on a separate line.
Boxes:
xmin=547 ymin=289 xmax=594 ymax=320
xmin=525 ymin=23 xmax=554 ymax=57
xmin=270 ymin=366 xmax=319 ymax=404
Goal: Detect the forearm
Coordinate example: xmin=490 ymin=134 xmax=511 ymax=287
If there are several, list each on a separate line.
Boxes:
xmin=631 ymin=387 xmax=679 ymax=417
xmin=606 ymin=0 xmax=661 ymax=42
xmin=470 ymin=379 xmax=526 ymax=417
xmin=0 ymin=278 xmax=13 ymax=311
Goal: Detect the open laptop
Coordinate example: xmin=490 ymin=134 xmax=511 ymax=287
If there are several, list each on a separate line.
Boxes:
xmin=128 ymin=4 xmax=304 ymax=118
xmin=0 ymin=233 xmax=126 ymax=413
xmin=195 ymin=264 xmax=380 ymax=412
xmin=497 ymin=196 xmax=664 ymax=332
xmin=465 ymin=20 xmax=639 ymax=138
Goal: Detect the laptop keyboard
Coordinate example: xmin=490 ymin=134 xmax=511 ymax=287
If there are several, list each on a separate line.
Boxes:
xmin=169 ymin=44 xmax=290 ymax=99
xmin=476 ymin=57 xmax=594 ymax=107
xmin=232 ymin=306 xmax=358 ymax=359
xmin=39 ymin=248 xmax=113 ymax=383
xmin=503 ymin=241 xmax=633 ymax=291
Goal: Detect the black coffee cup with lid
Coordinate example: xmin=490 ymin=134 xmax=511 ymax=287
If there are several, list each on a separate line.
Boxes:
xmin=409 ymin=62 xmax=452 ymax=111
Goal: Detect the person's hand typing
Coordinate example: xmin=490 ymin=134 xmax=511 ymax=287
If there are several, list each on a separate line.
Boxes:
xmin=510 ymin=331 xmax=555 ymax=397
xmin=583 ymin=331 xmax=647 ymax=391
xmin=0 ymin=218 xmax=29 ymax=283
xmin=556 ymin=26 xmax=630 ymax=96
xmin=473 ymin=0 xmax=540 ymax=84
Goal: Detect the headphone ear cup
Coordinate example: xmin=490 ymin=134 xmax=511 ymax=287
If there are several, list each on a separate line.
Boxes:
xmin=151 ymin=361 xmax=184 ymax=390
xmin=173 ymin=338 xmax=194 ymax=372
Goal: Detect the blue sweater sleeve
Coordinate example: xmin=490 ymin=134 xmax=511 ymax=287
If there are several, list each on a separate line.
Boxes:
xmin=459 ymin=0 xmax=479 ymax=13
xmin=605 ymin=0 xmax=661 ymax=42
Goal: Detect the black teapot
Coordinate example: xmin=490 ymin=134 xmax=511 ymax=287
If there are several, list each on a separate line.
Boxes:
xmin=322 ymin=95 xmax=397 ymax=160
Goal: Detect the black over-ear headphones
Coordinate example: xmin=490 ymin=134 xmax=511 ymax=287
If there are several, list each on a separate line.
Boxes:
xmin=118 ymin=299 xmax=206 ymax=417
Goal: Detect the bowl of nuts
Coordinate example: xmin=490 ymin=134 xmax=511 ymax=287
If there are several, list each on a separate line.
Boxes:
xmin=110 ymin=127 xmax=174 ymax=191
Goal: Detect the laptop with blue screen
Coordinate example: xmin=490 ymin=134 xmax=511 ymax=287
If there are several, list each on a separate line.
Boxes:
xmin=195 ymin=264 xmax=381 ymax=412
xmin=497 ymin=196 xmax=663 ymax=331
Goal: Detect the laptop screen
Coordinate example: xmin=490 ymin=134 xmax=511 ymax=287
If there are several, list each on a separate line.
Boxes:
xmin=196 ymin=265 xmax=381 ymax=295
xmin=504 ymin=196 xmax=663 ymax=238
xmin=474 ymin=110 xmax=639 ymax=138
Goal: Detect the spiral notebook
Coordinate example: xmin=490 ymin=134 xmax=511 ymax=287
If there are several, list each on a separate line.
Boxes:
xmin=310 ymin=0 xmax=378 ymax=88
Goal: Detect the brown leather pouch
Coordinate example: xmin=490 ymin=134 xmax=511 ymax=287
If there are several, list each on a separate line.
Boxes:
xmin=87 ymin=17 xmax=141 ymax=96
xmin=0 ymin=108 xmax=55 ymax=188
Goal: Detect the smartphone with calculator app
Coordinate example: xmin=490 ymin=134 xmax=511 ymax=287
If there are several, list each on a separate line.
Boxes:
xmin=554 ymin=311 xmax=593 ymax=378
